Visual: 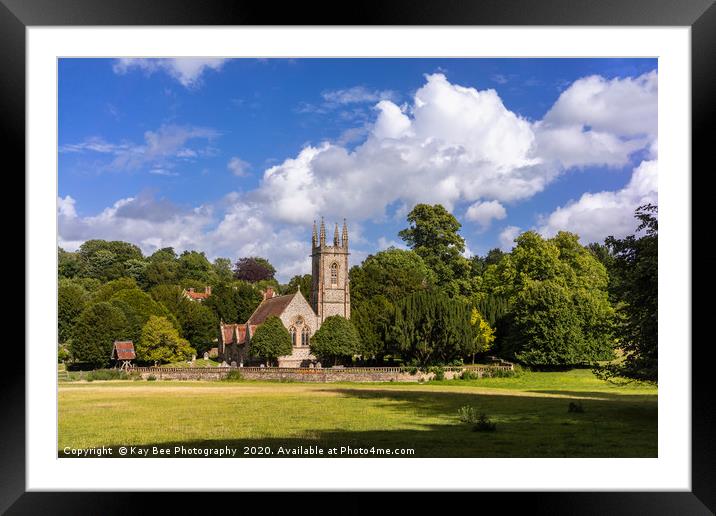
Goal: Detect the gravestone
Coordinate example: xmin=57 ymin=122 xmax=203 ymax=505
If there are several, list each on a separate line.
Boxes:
xmin=203 ymin=351 xmax=209 ymax=360
xmin=230 ymin=361 xmax=237 ymax=368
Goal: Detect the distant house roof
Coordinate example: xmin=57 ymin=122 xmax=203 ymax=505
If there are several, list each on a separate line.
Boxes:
xmin=183 ymin=287 xmax=211 ymax=301
xmin=112 ymin=341 xmax=136 ymax=360
xmin=247 ymin=293 xmax=296 ymax=326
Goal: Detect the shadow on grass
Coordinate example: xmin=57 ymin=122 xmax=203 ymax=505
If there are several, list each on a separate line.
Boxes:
xmin=59 ymin=387 xmax=657 ymax=458
xmin=525 ymin=390 xmax=657 ymax=401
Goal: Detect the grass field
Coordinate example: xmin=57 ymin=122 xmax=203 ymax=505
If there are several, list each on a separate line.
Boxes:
xmin=58 ymin=369 xmax=657 ymax=458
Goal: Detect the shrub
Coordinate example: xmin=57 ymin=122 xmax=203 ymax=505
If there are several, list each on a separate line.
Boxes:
xmin=568 ymin=401 xmax=585 ymax=413
xmin=487 ymin=367 xmax=517 ymax=378
xmin=86 ymin=369 xmax=128 ymax=381
xmin=460 ymin=370 xmax=481 ymax=380
xmin=429 ymin=366 xmax=445 ymax=381
xmin=457 ymin=405 xmax=479 ymax=424
xmin=405 ymin=366 xmax=418 ymax=376
xmin=458 ymin=406 xmax=497 ymax=431
xmin=473 ymin=413 xmax=497 ymax=432
xmin=146 ymin=375 xmax=157 ymax=381
xmin=223 ymin=370 xmax=243 ymax=382
xmin=58 ymin=345 xmax=71 ymax=363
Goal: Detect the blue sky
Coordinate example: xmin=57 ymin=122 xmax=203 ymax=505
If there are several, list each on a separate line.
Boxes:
xmin=58 ymin=58 xmax=658 ymax=281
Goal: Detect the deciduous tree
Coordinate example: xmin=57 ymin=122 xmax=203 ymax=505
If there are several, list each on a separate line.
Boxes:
xmin=598 ymin=204 xmax=658 ymax=382
xmin=234 ymin=257 xmax=276 ymax=283
xmin=248 ymin=315 xmax=292 ymax=366
xmin=349 ymin=248 xmax=435 ymax=310
xmin=310 ymin=315 xmax=361 ymax=366
xmin=137 ymin=315 xmax=194 ymax=365
xmin=399 ymin=204 xmax=472 ymax=297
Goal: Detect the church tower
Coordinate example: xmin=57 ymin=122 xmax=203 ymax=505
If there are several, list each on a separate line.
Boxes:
xmin=311 ymin=218 xmax=350 ymax=323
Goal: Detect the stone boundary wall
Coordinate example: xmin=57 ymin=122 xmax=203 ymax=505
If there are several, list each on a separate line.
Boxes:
xmin=132 ymin=364 xmax=513 ymax=383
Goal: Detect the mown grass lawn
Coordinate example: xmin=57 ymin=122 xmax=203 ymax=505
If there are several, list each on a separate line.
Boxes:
xmin=58 ymin=369 xmax=656 ymax=458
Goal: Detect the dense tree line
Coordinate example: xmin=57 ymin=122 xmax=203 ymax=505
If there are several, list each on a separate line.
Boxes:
xmin=58 ymin=242 xmax=286 ymax=368
xmin=348 ymin=203 xmax=657 ymax=381
xmin=58 ymin=203 xmax=658 ymax=382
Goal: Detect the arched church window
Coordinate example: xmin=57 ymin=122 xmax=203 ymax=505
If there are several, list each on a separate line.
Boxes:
xmin=290 ymin=327 xmax=296 ymax=347
xmin=330 ymin=262 xmax=338 ymax=287
xmin=301 ymin=327 xmax=310 ymax=347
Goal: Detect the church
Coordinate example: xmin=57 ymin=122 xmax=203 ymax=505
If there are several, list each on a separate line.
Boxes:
xmin=219 ymin=219 xmax=350 ymax=367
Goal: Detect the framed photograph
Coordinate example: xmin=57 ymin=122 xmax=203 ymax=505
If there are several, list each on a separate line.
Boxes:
xmin=5 ymin=0 xmax=714 ymax=512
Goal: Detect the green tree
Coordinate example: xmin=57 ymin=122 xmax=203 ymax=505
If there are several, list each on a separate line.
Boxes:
xmin=349 ymin=248 xmax=436 ymax=310
xmin=213 ymin=257 xmax=235 ymax=283
xmin=177 ymin=250 xmax=216 ymax=284
xmin=58 ymin=279 xmax=89 ymax=344
xmin=205 ymin=282 xmax=262 ymax=323
xmin=481 ymin=231 xmax=614 ymax=366
xmin=469 ymin=307 xmax=496 ymax=362
xmin=77 ymin=240 xmax=143 ymax=281
xmin=398 ymin=204 xmax=472 ymax=297
xmin=504 ymin=279 xmax=587 ymax=365
xmin=149 ymin=284 xmax=219 ymax=354
xmin=248 ymin=315 xmax=292 ymax=366
xmin=389 ymin=292 xmax=475 ymax=366
xmin=285 ymin=274 xmax=312 ymax=299
xmin=470 ymin=248 xmax=505 ymax=276
xmin=58 ymin=247 xmax=84 ymax=278
xmin=137 ymin=316 xmax=194 ymax=365
xmin=310 ymin=315 xmax=361 ymax=366
xmin=69 ymin=302 xmax=131 ymax=368
xmin=149 ymin=284 xmax=186 ymax=316
xmin=90 ymin=277 xmax=138 ymax=303
xmin=109 ymin=287 xmax=180 ymax=342
xmin=177 ymin=301 xmax=219 ymax=355
xmin=350 ymin=295 xmax=394 ymax=362
xmin=598 ymin=204 xmax=658 ymax=382
xmin=125 ymin=258 xmax=149 ymax=288
xmin=144 ymin=247 xmax=179 ymax=287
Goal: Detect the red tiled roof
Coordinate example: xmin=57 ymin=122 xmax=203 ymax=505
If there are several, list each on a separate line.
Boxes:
xmin=221 ymin=324 xmax=237 ymax=344
xmin=185 ymin=290 xmax=210 ymax=300
xmin=221 ymin=323 xmax=248 ymax=344
xmin=236 ymin=324 xmax=247 ymax=344
xmin=247 ymin=294 xmax=295 ymax=326
xmin=112 ymin=341 xmax=136 ymax=360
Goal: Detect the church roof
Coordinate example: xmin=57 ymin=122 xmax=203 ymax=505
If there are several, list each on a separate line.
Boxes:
xmin=247 ymin=293 xmax=296 ymax=326
xmin=220 ymin=323 xmax=248 ymax=344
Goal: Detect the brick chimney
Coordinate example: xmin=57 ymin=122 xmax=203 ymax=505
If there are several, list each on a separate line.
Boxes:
xmin=263 ymin=287 xmax=274 ymax=300
xmin=205 ymin=286 xmax=212 ymax=296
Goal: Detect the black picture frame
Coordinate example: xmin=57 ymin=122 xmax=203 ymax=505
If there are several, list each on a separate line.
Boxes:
xmin=3 ymin=1 xmax=714 ymax=513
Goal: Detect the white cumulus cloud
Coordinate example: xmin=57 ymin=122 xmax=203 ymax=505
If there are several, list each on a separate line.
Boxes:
xmin=498 ymin=225 xmax=521 ymax=251
xmin=465 ymin=200 xmax=507 ymax=229
xmin=538 ymin=159 xmax=658 ymax=243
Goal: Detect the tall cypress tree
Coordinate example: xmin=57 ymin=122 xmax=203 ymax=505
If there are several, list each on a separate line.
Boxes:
xmin=389 ymin=292 xmax=474 ymax=366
